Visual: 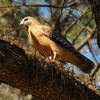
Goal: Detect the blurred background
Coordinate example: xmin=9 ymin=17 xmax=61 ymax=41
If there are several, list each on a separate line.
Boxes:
xmin=0 ymin=0 xmax=100 ymax=100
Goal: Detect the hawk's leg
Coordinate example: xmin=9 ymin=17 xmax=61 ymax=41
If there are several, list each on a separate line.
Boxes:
xmin=45 ymin=52 xmax=56 ymax=62
xmin=51 ymin=52 xmax=56 ymax=62
xmin=53 ymin=52 xmax=56 ymax=59
xmin=34 ymin=48 xmax=40 ymax=57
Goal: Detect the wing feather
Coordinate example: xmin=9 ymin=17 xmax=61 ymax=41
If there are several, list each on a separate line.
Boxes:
xmin=42 ymin=26 xmax=76 ymax=54
xmin=42 ymin=27 xmax=94 ymax=73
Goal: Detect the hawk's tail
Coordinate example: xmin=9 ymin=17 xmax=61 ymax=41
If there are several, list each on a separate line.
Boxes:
xmin=69 ymin=52 xmax=94 ymax=73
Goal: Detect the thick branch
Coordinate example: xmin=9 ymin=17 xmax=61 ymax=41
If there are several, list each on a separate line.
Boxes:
xmin=89 ymin=0 xmax=100 ymax=48
xmin=0 ymin=39 xmax=99 ymax=100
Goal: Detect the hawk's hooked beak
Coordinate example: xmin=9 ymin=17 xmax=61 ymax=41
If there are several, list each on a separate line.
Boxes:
xmin=20 ymin=19 xmax=24 ymax=25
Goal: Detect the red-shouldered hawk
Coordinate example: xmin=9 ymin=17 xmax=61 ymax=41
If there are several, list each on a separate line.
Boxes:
xmin=20 ymin=16 xmax=94 ymax=73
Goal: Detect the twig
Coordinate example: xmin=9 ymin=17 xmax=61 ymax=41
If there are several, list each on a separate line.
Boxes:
xmin=49 ymin=1 xmax=53 ymax=20
xmin=64 ymin=7 xmax=91 ymax=35
xmin=73 ymin=16 xmax=94 ymax=44
xmin=0 ymin=0 xmax=77 ymax=9
xmin=87 ymin=40 xmax=98 ymax=63
xmin=92 ymin=63 xmax=100 ymax=77
xmin=65 ymin=21 xmax=76 ymax=34
xmin=59 ymin=0 xmax=66 ymax=17
xmin=76 ymin=28 xmax=96 ymax=51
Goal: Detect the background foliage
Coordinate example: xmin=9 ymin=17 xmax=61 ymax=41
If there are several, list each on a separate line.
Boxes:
xmin=0 ymin=0 xmax=100 ymax=100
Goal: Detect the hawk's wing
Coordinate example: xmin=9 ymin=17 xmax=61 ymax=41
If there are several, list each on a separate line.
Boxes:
xmin=42 ymin=26 xmax=76 ymax=54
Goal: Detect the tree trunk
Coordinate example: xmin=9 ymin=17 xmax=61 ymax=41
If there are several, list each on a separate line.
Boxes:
xmin=89 ymin=0 xmax=100 ymax=48
xmin=0 ymin=39 xmax=100 ymax=100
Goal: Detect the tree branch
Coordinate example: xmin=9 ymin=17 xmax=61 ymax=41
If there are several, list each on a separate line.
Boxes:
xmin=0 ymin=39 xmax=100 ymax=100
xmin=89 ymin=0 xmax=100 ymax=48
xmin=76 ymin=28 xmax=96 ymax=51
xmin=0 ymin=0 xmax=77 ymax=9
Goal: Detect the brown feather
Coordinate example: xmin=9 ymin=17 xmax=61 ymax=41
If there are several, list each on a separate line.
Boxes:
xmin=20 ymin=16 xmax=94 ymax=73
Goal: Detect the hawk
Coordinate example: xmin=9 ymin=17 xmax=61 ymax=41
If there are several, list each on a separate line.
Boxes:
xmin=20 ymin=16 xmax=94 ymax=73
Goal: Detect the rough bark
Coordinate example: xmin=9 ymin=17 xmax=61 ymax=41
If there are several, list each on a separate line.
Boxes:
xmin=89 ymin=0 xmax=100 ymax=48
xmin=0 ymin=39 xmax=100 ymax=100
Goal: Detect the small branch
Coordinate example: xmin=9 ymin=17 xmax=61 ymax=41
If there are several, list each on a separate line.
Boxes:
xmin=0 ymin=0 xmax=77 ymax=9
xmin=87 ymin=40 xmax=98 ymax=63
xmin=92 ymin=63 xmax=100 ymax=77
xmin=72 ymin=14 xmax=93 ymax=44
xmin=76 ymin=28 xmax=96 ymax=51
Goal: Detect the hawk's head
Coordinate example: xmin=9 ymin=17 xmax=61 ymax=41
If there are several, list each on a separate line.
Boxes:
xmin=20 ymin=16 xmax=40 ymax=27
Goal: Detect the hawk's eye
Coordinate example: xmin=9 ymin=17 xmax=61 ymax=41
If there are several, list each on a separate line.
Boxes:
xmin=24 ymin=18 xmax=28 ymax=21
